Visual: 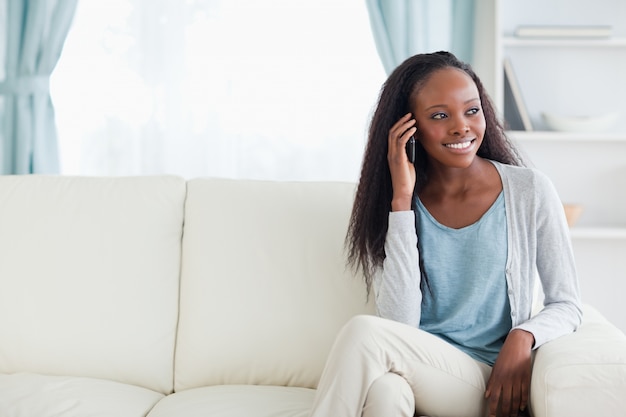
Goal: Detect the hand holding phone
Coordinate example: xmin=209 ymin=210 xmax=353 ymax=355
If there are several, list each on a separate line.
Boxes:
xmin=406 ymin=135 xmax=415 ymax=163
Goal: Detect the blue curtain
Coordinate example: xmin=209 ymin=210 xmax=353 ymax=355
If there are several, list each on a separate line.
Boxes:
xmin=0 ymin=0 xmax=78 ymax=174
xmin=365 ymin=0 xmax=476 ymax=74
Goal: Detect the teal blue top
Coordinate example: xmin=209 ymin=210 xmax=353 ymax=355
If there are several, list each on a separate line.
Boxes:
xmin=416 ymin=192 xmax=511 ymax=365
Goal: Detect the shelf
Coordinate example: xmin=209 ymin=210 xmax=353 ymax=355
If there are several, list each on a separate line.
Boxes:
xmin=503 ymin=36 xmax=626 ymax=48
xmin=506 ymin=131 xmax=626 ymax=142
xmin=570 ymin=227 xmax=626 ymax=240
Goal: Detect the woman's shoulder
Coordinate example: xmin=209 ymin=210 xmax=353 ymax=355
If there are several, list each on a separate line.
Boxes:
xmin=489 ymin=160 xmax=552 ymax=191
xmin=488 ymin=159 xmax=565 ymax=221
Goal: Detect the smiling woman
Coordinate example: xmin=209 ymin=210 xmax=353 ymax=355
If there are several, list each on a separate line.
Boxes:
xmin=50 ymin=0 xmax=386 ymax=180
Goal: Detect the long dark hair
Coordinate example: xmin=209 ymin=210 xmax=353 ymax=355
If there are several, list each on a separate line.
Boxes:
xmin=346 ymin=51 xmax=523 ymax=295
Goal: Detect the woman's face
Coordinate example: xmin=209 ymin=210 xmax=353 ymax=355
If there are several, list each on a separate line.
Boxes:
xmin=410 ymin=67 xmax=486 ymax=170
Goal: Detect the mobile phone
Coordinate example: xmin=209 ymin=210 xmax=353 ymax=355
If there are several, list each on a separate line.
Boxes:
xmin=406 ymin=136 xmax=416 ymax=163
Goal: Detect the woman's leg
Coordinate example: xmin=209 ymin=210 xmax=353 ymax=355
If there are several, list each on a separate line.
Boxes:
xmin=309 ymin=315 xmax=492 ymax=417
xmin=363 ymin=372 xmax=415 ymax=417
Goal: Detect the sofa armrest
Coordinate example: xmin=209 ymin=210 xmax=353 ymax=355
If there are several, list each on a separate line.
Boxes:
xmin=530 ymin=304 xmax=626 ymax=417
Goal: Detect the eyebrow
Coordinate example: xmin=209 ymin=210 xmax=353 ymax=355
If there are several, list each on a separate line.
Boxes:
xmin=424 ymin=97 xmax=480 ymax=112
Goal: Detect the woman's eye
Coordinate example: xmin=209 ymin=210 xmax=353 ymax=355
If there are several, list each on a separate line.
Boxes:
xmin=431 ymin=112 xmax=447 ymax=120
xmin=466 ymin=107 xmax=480 ymax=115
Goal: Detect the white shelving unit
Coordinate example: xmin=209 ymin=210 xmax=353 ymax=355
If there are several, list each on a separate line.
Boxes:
xmin=473 ymin=0 xmax=626 ymax=333
xmin=508 ymin=131 xmax=626 ymax=235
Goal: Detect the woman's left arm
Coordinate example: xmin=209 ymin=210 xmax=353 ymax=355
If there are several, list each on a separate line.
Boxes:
xmin=514 ymin=172 xmax=583 ymax=348
xmin=487 ymin=169 xmax=583 ymax=416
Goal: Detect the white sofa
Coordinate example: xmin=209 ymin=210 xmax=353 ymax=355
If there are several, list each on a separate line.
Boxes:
xmin=0 ymin=175 xmax=624 ymax=417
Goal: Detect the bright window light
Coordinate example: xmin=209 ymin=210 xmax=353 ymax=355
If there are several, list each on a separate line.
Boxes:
xmin=51 ymin=0 xmax=386 ymax=181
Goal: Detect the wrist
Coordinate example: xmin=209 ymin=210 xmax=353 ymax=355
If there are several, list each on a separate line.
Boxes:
xmin=391 ymin=197 xmax=412 ymax=212
xmin=510 ymin=329 xmax=535 ymax=349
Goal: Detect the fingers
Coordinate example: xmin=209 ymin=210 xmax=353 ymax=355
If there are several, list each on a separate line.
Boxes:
xmin=510 ymin=383 xmax=522 ymax=416
xmin=387 ymin=113 xmax=417 ymax=211
xmin=519 ymin=378 xmax=529 ymax=413
xmin=388 ymin=113 xmax=417 ymax=155
xmin=500 ymin=384 xmax=514 ymax=417
xmin=486 ymin=380 xmax=524 ymax=417
xmin=486 ymin=383 xmax=500 ymax=417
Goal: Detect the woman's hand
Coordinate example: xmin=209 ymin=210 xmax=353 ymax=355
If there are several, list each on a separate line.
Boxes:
xmin=388 ymin=113 xmax=417 ymax=211
xmin=485 ymin=329 xmax=534 ymax=417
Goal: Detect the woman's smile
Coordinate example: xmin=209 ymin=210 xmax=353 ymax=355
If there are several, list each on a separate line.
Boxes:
xmin=444 ymin=138 xmax=476 ymax=151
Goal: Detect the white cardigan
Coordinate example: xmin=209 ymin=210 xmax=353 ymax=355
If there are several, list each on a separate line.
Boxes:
xmin=374 ymin=160 xmax=583 ymax=349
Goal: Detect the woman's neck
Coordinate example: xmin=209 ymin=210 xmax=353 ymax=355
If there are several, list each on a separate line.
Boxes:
xmin=422 ymin=157 xmax=493 ymax=198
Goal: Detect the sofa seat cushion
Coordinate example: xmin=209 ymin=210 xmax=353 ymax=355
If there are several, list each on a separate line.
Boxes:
xmin=0 ymin=373 xmax=164 ymax=417
xmin=147 ymin=385 xmax=314 ymax=417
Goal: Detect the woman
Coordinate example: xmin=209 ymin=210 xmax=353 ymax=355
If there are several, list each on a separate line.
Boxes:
xmin=309 ymin=52 xmax=582 ymax=417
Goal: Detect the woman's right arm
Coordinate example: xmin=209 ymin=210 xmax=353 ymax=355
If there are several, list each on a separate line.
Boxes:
xmin=373 ymin=113 xmax=422 ymax=327
xmin=373 ymin=211 xmax=423 ymax=327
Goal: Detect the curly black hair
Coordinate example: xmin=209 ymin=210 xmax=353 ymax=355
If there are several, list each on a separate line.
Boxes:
xmin=346 ymin=51 xmax=524 ymax=295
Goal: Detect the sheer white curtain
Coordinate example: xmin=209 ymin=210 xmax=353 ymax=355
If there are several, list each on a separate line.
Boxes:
xmin=50 ymin=0 xmax=386 ymax=181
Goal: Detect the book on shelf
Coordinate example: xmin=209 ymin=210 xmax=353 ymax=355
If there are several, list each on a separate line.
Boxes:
xmin=503 ymin=58 xmax=533 ymax=131
xmin=514 ymin=25 xmax=612 ymax=39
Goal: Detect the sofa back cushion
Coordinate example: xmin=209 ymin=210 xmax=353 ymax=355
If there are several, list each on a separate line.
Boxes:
xmin=175 ymin=179 xmax=375 ymax=391
xmin=0 ymin=176 xmax=186 ymax=394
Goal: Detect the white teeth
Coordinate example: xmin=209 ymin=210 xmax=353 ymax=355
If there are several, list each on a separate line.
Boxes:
xmin=445 ymin=141 xmax=472 ymax=149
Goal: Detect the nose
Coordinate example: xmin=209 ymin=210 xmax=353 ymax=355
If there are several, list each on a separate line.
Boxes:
xmin=450 ymin=118 xmax=470 ymax=136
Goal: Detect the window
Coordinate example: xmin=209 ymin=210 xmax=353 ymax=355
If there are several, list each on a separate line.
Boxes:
xmin=51 ymin=0 xmax=386 ymax=181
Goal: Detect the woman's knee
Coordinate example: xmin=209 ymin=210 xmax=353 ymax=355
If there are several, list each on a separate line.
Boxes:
xmin=363 ymin=372 xmax=415 ymax=417
xmin=329 ymin=315 xmax=386 ymax=357
xmin=340 ymin=314 xmax=387 ymax=340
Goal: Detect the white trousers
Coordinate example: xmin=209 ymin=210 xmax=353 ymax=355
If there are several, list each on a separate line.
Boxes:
xmin=310 ymin=315 xmax=493 ymax=417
